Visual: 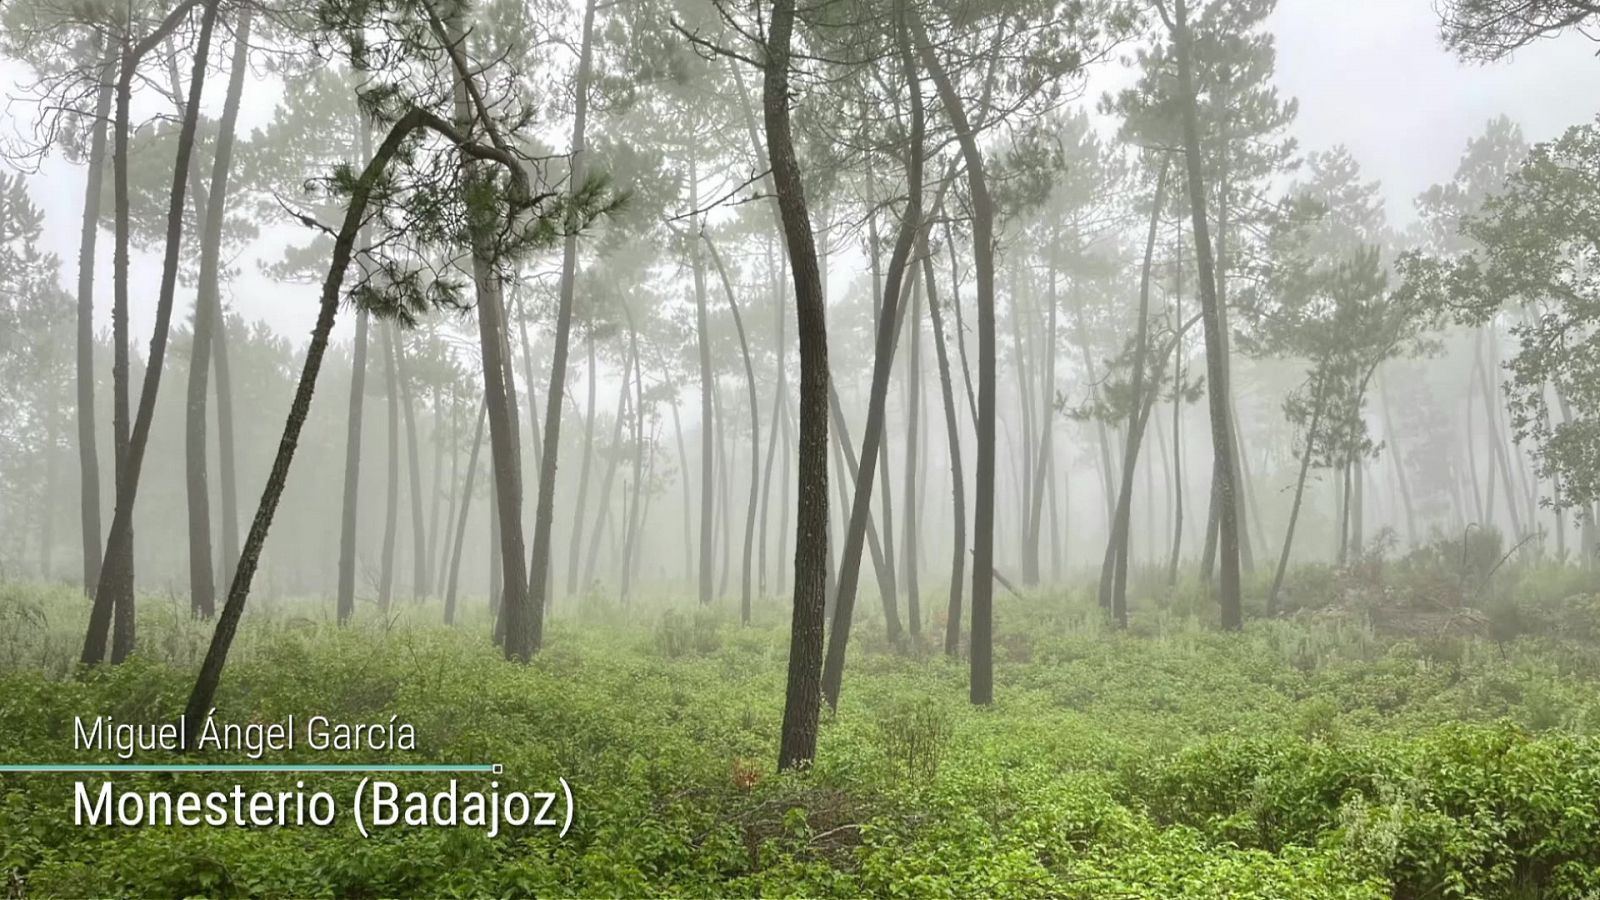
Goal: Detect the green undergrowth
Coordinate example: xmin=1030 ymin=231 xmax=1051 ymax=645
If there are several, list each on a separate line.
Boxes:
xmin=3 ymin=577 xmax=1600 ymax=897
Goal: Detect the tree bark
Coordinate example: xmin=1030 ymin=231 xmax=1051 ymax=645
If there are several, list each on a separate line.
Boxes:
xmin=336 ymin=307 xmax=370 ymax=624
xmin=395 ymin=333 xmax=428 ymax=599
xmin=916 ymin=10 xmax=997 ymax=702
xmin=766 ymin=0 xmax=830 ymax=772
xmin=445 ymin=402 xmax=487 ymax=625
xmin=923 ymin=233 xmax=965 ymax=656
xmin=526 ymin=0 xmax=598 ymax=647
xmin=378 ymin=322 xmax=401 ymax=611
xmin=74 ymin=40 xmax=113 ymax=597
xmin=86 ymin=0 xmax=219 ymax=665
xmin=703 ymin=234 xmax=762 ymax=624
xmin=1171 ymin=0 xmax=1242 ymax=630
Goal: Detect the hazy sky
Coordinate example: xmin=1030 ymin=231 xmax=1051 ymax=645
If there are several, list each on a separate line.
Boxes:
xmin=3 ymin=1 xmax=1597 ymax=344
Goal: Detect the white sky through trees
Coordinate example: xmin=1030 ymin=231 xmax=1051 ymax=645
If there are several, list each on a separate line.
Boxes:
xmin=1 ymin=0 xmax=1595 ymax=346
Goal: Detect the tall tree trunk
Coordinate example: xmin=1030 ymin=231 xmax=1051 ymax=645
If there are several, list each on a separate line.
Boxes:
xmin=704 ymin=234 xmax=762 ymax=624
xmin=1102 ymin=158 xmax=1169 ymax=626
xmin=1376 ymin=368 xmax=1417 ymax=546
xmin=445 ymin=403 xmax=487 ymax=625
xmin=336 ymin=308 xmax=371 ymax=624
xmin=396 ymin=334 xmax=428 ymax=599
xmin=902 ymin=268 xmax=923 ymax=635
xmin=86 ymin=0 xmax=220 ymax=665
xmin=212 ymin=287 xmax=240 ymax=585
xmin=1025 ymin=265 xmax=1058 ymax=588
xmin=183 ymin=108 xmax=471 ymax=731
xmin=1268 ymin=379 xmax=1326 ymax=613
xmin=581 ymin=354 xmax=632 ymax=590
xmin=766 ymin=0 xmax=830 ymax=773
xmin=425 ymin=382 xmax=445 ymax=590
xmin=378 ymin=323 xmax=400 ymax=611
xmin=527 ymin=0 xmax=598 ymax=650
xmin=74 ymin=40 xmax=113 ymax=597
xmin=915 ymin=9 xmax=997 ymax=703
xmin=1166 ymin=235 xmax=1186 ymax=586
xmin=567 ymin=332 xmax=598 ymax=595
xmin=434 ymin=386 xmax=459 ymax=597
xmin=1475 ymin=331 xmax=1523 ymax=539
xmin=923 ymin=234 xmax=965 ymax=656
xmin=1171 ymin=0 xmax=1242 ymax=630
xmin=1015 ymin=283 xmax=1039 ymax=584
xmin=183 ymin=6 xmax=251 ymax=621
xmin=621 ymin=303 xmax=645 ymax=604
xmin=819 ymin=37 xmax=922 ymax=707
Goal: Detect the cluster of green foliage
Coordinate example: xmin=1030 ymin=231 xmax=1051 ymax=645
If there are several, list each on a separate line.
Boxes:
xmin=4 ymin=571 xmax=1600 ymax=897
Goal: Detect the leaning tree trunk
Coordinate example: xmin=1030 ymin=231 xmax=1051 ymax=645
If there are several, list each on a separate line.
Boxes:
xmin=922 ymin=232 xmax=966 ymax=657
xmin=916 ymin=8 xmax=997 ymax=703
xmin=74 ymin=40 xmax=113 ymax=597
xmin=1102 ymin=158 xmax=1170 ymax=627
xmin=1172 ymin=0 xmax=1242 ymax=630
xmin=183 ymin=5 xmax=252 ymax=621
xmin=581 ymin=354 xmax=632 ymax=589
xmin=704 ymin=234 xmax=762 ymax=625
xmin=819 ymin=10 xmax=923 ymax=710
xmin=766 ymin=0 xmax=831 ymax=772
xmin=86 ymin=0 xmax=222 ymax=665
xmin=182 ymin=109 xmax=475 ymax=735
xmin=445 ymin=402 xmax=487 ymax=625
xmin=1270 ymin=380 xmax=1326 ymax=613
xmin=527 ymin=0 xmax=599 ymax=649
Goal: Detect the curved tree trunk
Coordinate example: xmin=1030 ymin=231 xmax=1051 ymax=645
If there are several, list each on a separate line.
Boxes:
xmin=916 ymin=9 xmax=997 ymax=703
xmin=74 ymin=40 xmax=113 ymax=598
xmin=86 ymin=0 xmax=220 ymax=665
xmin=703 ymin=234 xmax=762 ymax=624
xmin=183 ymin=109 xmax=471 ymax=732
xmin=766 ymin=0 xmax=830 ymax=772
xmin=527 ymin=0 xmax=599 ymax=648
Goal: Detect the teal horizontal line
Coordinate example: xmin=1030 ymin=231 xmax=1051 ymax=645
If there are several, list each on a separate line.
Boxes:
xmin=0 ymin=763 xmax=497 ymax=773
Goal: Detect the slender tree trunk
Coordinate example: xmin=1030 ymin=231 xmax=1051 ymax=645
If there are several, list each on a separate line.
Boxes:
xmin=86 ymin=0 xmax=220 ymax=665
xmin=621 ymin=304 xmax=645 ymax=604
xmin=766 ymin=0 xmax=831 ymax=772
xmin=1475 ymin=331 xmax=1523 ymax=539
xmin=1376 ymin=369 xmax=1417 ymax=547
xmin=183 ymin=6 xmax=251 ymax=621
xmin=425 ymin=382 xmax=445 ymax=590
xmin=716 ymin=381 xmax=734 ymax=597
xmin=1268 ymin=380 xmax=1326 ymax=613
xmin=526 ymin=0 xmax=598 ymax=648
xmin=1166 ymin=237 xmax=1185 ymax=586
xmin=434 ymin=386 xmax=459 ymax=598
xmin=1026 ymin=264 xmax=1058 ymax=588
xmin=704 ymin=234 xmax=763 ymax=624
xmin=902 ymin=269 xmax=923 ymax=635
xmin=567 ymin=333 xmax=598 ymax=595
xmin=916 ymin=9 xmax=997 ymax=703
xmin=923 ymin=235 xmax=965 ymax=656
xmin=183 ymin=109 xmax=469 ymax=730
xmin=581 ymin=354 xmax=631 ymax=590
xmin=212 ymin=286 xmax=240 ymax=586
xmin=1172 ymin=0 xmax=1242 ymax=630
xmin=1103 ymin=159 xmax=1169 ymax=626
xmin=819 ymin=46 xmax=922 ymax=707
xmin=395 ymin=334 xmax=428 ymax=599
xmin=378 ymin=323 xmax=400 ymax=611
xmin=445 ymin=403 xmax=487 ymax=625
xmin=74 ymin=40 xmax=113 ymax=597
xmin=336 ymin=308 xmax=371 ymax=624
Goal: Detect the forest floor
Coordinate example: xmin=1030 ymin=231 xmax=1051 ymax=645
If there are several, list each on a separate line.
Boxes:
xmin=4 ymin=556 xmax=1600 ymax=898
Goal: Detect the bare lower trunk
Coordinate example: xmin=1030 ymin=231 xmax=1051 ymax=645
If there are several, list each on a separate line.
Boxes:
xmin=445 ymin=403 xmax=487 ymax=625
xmin=74 ymin=41 xmax=113 ymax=597
xmin=336 ymin=309 xmax=370 ymax=624
xmin=378 ymin=323 xmax=400 ymax=611
xmin=923 ymin=235 xmax=965 ymax=656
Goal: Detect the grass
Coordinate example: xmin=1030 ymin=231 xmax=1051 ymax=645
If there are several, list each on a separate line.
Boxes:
xmin=3 ymin=555 xmax=1600 ymax=897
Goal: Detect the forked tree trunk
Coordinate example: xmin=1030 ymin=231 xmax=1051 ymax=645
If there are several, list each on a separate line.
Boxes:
xmin=86 ymin=0 xmax=221 ymax=665
xmin=74 ymin=40 xmax=113 ymax=597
